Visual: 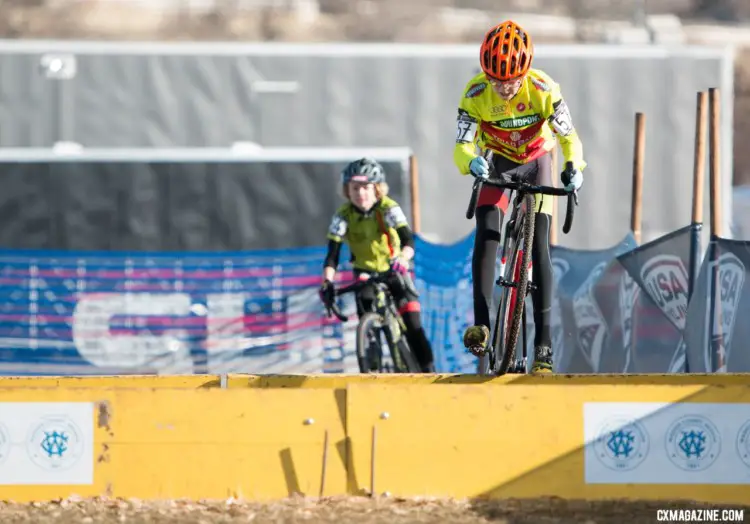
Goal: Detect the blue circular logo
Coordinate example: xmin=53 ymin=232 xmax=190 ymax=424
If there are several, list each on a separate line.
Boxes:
xmin=26 ymin=416 xmax=85 ymax=471
xmin=736 ymin=420 xmax=750 ymax=469
xmin=594 ymin=418 xmax=649 ymax=471
xmin=665 ymin=415 xmax=720 ymax=471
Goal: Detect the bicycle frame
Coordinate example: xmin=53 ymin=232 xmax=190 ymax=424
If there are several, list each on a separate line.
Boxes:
xmin=325 ymin=271 xmax=409 ymax=370
xmin=467 ymin=149 xmax=578 ymax=374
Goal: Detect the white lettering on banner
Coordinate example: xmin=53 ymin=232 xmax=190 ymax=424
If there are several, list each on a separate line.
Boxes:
xmin=619 ymin=272 xmax=639 ymax=372
xmin=206 ymin=290 xmax=340 ymax=374
xmin=703 ymin=252 xmax=745 ymax=372
xmin=550 ymin=258 xmax=570 ymax=367
xmin=572 ymin=262 xmax=607 ymax=372
xmin=0 ymin=402 xmax=93 ymax=485
xmin=656 ymin=509 xmax=745 ymax=522
xmin=640 ymin=255 xmax=689 ymax=331
xmin=72 ymin=293 xmax=193 ymax=369
xmin=584 ymin=402 xmax=750 ymax=484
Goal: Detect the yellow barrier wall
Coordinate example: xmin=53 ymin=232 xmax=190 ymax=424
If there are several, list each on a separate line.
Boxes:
xmin=345 ymin=381 xmax=750 ymax=504
xmin=0 ymin=388 xmax=346 ymax=502
xmin=3 ymin=372 xmax=747 ymax=390
xmin=231 ymin=373 xmax=750 ymax=388
xmin=0 ymin=375 xmax=220 ymax=389
xmin=2 ymin=374 xmax=750 ymax=504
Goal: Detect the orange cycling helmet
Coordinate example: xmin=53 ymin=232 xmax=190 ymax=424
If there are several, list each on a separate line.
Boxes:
xmin=480 ymin=20 xmax=534 ymax=81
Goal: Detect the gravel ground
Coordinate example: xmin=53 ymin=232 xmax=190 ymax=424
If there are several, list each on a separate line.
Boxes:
xmin=2 ymin=496 xmax=749 ymax=524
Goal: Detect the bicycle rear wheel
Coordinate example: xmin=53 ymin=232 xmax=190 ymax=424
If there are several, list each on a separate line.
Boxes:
xmin=356 ymin=312 xmax=385 ymax=373
xmin=490 ymin=193 xmax=536 ymax=375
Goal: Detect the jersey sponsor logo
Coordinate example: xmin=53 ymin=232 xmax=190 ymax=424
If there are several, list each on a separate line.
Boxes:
xmin=531 ymin=77 xmax=550 ymax=91
xmin=465 ymin=82 xmax=487 ymax=98
xmin=639 ymin=255 xmax=689 ymax=331
xmin=494 ymin=114 xmax=542 ymax=129
xmin=504 ymin=131 xmax=535 ymax=148
xmin=490 ymin=103 xmax=509 ymax=114
xmin=481 ymin=119 xmax=544 ymax=149
xmin=516 ymin=102 xmax=526 ymax=112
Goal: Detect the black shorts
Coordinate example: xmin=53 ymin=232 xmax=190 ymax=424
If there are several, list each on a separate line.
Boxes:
xmin=477 ymin=151 xmax=554 ymax=215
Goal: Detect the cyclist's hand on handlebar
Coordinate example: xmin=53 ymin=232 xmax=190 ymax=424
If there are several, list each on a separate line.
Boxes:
xmin=561 ymin=165 xmax=583 ymax=191
xmin=319 ymin=279 xmax=335 ymax=309
xmin=469 ymin=156 xmax=490 ymax=180
xmin=390 ymin=255 xmax=410 ymax=275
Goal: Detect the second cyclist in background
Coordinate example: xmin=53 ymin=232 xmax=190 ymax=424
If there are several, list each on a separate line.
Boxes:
xmin=318 ymin=157 xmax=436 ymax=373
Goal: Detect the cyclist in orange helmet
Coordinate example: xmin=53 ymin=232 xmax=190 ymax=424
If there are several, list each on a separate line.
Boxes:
xmin=454 ymin=20 xmax=586 ymax=374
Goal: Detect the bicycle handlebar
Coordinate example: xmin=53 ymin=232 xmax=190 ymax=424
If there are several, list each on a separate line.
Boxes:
xmin=465 ymin=150 xmax=579 ymax=235
xmin=324 ymin=271 xmax=395 ymax=323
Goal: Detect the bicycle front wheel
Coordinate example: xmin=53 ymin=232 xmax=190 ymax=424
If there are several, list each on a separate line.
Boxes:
xmin=492 ymin=193 xmax=536 ymax=375
xmin=356 ymin=312 xmax=385 ymax=373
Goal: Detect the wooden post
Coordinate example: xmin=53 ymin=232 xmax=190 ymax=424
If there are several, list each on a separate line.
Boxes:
xmin=631 ymin=112 xmax=646 ymax=244
xmin=688 ymin=91 xmax=708 ymax=300
xmin=692 ymin=92 xmax=708 ymax=226
xmin=408 ymin=154 xmax=421 ymax=233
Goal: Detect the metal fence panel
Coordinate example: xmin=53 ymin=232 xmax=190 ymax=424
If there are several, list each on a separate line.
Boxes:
xmin=0 ymin=41 xmax=734 ymax=249
xmin=0 ymin=148 xmax=412 ymax=252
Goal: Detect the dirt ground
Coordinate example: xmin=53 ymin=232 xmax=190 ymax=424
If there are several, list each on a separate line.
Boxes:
xmin=2 ymin=496 xmax=749 ymax=524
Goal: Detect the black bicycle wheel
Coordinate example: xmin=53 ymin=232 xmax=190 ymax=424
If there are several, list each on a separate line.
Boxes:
xmin=356 ymin=312 xmax=385 ymax=373
xmin=386 ymin=322 xmax=421 ymax=373
xmin=491 ymin=193 xmax=536 ymax=375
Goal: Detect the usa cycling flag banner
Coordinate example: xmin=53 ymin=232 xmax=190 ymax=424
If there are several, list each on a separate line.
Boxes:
xmin=683 ymin=237 xmax=749 ymax=372
xmin=548 ymin=234 xmax=637 ymax=374
xmin=616 ymin=225 xmax=694 ymax=373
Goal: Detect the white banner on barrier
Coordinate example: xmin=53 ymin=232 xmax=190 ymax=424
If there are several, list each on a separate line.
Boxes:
xmin=0 ymin=402 xmax=94 ymax=485
xmin=584 ymin=402 xmax=750 ymax=484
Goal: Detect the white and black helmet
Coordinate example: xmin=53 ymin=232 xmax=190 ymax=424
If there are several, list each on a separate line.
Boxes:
xmin=341 ymin=157 xmax=385 ymax=185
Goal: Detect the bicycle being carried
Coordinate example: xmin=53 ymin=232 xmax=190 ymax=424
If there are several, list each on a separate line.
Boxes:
xmin=466 ymin=149 xmax=579 ymax=375
xmin=324 ymin=270 xmax=421 ymax=374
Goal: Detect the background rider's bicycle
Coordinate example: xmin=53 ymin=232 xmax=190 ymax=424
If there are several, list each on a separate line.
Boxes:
xmin=466 ymin=149 xmax=578 ymax=375
xmin=325 ymin=271 xmax=421 ymax=373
